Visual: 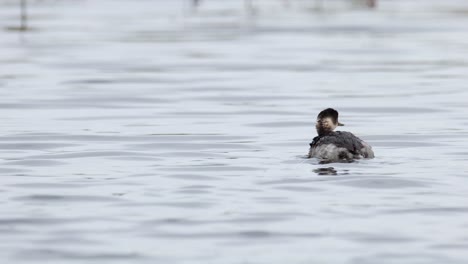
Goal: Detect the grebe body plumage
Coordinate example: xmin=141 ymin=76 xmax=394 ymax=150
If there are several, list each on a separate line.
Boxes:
xmin=308 ymin=108 xmax=374 ymax=163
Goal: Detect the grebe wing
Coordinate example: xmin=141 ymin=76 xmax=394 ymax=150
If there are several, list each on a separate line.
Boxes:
xmin=314 ymin=131 xmax=363 ymax=153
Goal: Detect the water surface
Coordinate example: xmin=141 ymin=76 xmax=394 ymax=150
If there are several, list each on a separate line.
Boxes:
xmin=1 ymin=0 xmax=468 ymax=263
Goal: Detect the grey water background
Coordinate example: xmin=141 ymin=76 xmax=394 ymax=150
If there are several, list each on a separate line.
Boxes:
xmin=1 ymin=0 xmax=468 ymax=263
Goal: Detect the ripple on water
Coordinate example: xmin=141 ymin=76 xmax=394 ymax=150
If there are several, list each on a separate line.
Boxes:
xmin=4 ymin=160 xmax=68 ymax=167
xmin=0 ymin=168 xmax=30 ymax=174
xmin=164 ymin=173 xmax=222 ymax=181
xmin=141 ymin=214 xmax=293 ymax=228
xmin=0 ymin=143 xmax=78 ymax=150
xmin=339 ymin=106 xmax=446 ymax=114
xmin=430 ymin=243 xmax=468 ymax=250
xmin=0 ymin=97 xmax=173 ymax=109
xmin=340 ymin=231 xmax=417 ymax=244
xmin=8 ymin=182 xmax=89 ymax=189
xmin=247 ymin=121 xmax=312 ymax=128
xmin=0 ymin=217 xmax=77 ymax=226
xmin=335 ymin=177 xmax=429 ymax=189
xmin=143 ymin=230 xmax=323 ymax=240
xmin=162 ymin=165 xmax=262 ymax=172
xmin=273 ymin=185 xmax=324 ymax=192
xmin=14 ymin=249 xmax=146 ymax=261
xmin=370 ymin=141 xmax=446 ymax=148
xmin=13 ymin=194 xmax=122 ymax=203
xmin=24 ymin=151 xmax=157 ymax=160
xmin=116 ymin=201 xmax=214 ymax=209
xmin=257 ymin=177 xmax=345 ymax=186
xmin=350 ymin=253 xmax=463 ymax=264
xmin=0 ymin=133 xmax=251 ymax=143
xmin=158 ymin=151 xmax=226 ymax=158
xmin=381 ymin=207 xmax=468 ymax=215
xmin=128 ymin=142 xmax=258 ymax=151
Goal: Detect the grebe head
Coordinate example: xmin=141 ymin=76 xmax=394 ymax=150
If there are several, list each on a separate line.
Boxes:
xmin=316 ymin=108 xmax=344 ymax=136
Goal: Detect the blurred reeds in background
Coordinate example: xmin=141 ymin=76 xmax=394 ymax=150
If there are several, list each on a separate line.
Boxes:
xmin=5 ymin=0 xmax=378 ymax=32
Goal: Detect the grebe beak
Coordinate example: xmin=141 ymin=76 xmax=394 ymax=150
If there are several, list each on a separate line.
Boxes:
xmin=337 ymin=122 xmax=344 ymax=126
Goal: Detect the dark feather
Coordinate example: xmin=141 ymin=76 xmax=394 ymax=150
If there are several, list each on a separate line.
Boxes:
xmin=310 ymin=131 xmax=364 ymax=155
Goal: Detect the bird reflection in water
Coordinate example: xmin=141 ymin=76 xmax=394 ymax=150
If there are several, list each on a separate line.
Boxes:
xmin=313 ymin=167 xmax=350 ymax=176
xmin=313 ymin=167 xmax=337 ymax=175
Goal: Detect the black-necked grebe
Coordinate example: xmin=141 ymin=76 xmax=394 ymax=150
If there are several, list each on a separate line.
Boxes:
xmin=308 ymin=108 xmax=374 ymax=163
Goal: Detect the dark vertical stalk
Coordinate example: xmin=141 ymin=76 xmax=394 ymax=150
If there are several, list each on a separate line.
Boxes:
xmin=244 ymin=0 xmax=255 ymax=15
xmin=188 ymin=0 xmax=200 ymax=14
xmin=20 ymin=0 xmax=27 ymax=30
xmin=367 ymin=0 xmax=376 ymax=8
xmin=315 ymin=0 xmax=323 ymax=11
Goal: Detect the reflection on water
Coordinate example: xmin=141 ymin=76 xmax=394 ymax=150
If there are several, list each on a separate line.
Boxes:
xmin=1 ymin=0 xmax=468 ymax=263
xmin=313 ymin=167 xmax=339 ymax=175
